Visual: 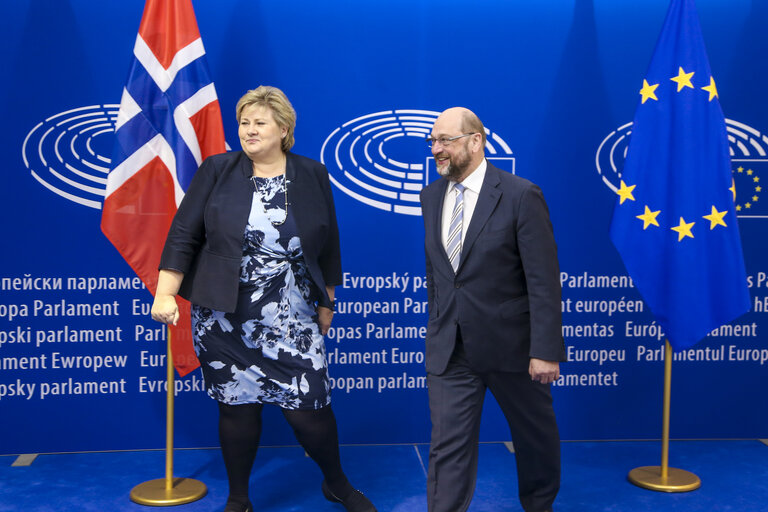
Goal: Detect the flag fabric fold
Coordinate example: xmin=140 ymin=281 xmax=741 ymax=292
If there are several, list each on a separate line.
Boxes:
xmin=101 ymin=0 xmax=226 ymax=376
xmin=609 ymin=0 xmax=750 ymax=351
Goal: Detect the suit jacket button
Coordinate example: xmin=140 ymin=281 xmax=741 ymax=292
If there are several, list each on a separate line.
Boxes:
xmin=455 ymin=282 xmax=461 ymax=289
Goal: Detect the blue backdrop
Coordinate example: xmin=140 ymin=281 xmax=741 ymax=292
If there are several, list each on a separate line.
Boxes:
xmin=1 ymin=0 xmax=766 ymax=455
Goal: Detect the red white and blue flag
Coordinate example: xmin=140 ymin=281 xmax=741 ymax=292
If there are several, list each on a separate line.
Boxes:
xmin=101 ymin=0 xmax=226 ymax=376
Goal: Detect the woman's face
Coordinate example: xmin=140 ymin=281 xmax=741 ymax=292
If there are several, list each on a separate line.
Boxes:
xmin=238 ymin=104 xmax=287 ymax=161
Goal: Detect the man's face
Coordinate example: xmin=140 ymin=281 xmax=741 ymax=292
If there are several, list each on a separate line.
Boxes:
xmin=430 ymin=111 xmax=474 ymax=181
xmin=433 ymin=137 xmax=472 ymax=180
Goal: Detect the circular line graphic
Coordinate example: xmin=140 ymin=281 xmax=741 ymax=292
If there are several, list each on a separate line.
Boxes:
xmin=22 ymin=105 xmax=119 ymax=209
xmin=321 ymin=109 xmax=513 ymax=216
xmin=596 ymin=119 xmax=766 ymax=218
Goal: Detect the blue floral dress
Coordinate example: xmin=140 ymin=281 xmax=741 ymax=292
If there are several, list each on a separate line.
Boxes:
xmin=191 ymin=174 xmax=330 ymax=410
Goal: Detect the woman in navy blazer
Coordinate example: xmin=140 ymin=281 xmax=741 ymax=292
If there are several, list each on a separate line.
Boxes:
xmin=151 ymin=86 xmax=376 ymax=512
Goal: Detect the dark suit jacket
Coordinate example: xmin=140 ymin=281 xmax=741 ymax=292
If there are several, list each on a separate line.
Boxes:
xmin=420 ymin=162 xmax=566 ymax=375
xmin=159 ymin=150 xmax=342 ymax=313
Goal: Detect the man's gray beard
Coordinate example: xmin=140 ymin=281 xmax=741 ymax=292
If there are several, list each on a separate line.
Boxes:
xmin=439 ymin=158 xmax=470 ymax=181
xmin=437 ymin=141 xmax=472 ymax=180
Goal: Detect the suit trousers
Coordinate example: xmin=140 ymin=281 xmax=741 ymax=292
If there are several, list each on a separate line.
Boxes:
xmin=426 ymin=336 xmax=561 ymax=512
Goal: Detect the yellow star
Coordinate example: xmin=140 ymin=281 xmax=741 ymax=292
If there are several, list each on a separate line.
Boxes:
xmin=671 ymin=217 xmax=695 ymax=241
xmin=737 ymin=166 xmax=744 ymax=173
xmin=746 ymin=202 xmax=752 ymax=209
xmin=755 ymin=177 xmax=760 ymax=183
xmin=730 ymin=179 xmax=737 ymax=201
xmin=636 ymin=205 xmax=661 ymax=229
xmin=671 ymin=67 xmax=695 ymax=92
xmin=616 ymin=180 xmax=636 ymax=204
xmin=753 ymin=195 xmax=759 ymax=202
xmin=736 ymin=205 xmax=742 ymax=211
xmin=639 ymin=79 xmax=659 ymax=104
xmin=703 ymin=206 xmax=728 ymax=229
xmin=756 ymin=186 xmax=762 ymax=192
xmin=747 ymin=169 xmax=754 ymax=175
xmin=701 ymin=76 xmax=718 ymax=101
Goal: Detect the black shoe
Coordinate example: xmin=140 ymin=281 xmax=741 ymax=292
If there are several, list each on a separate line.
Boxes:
xmin=222 ymin=498 xmax=252 ymax=512
xmin=321 ymin=480 xmax=377 ymax=512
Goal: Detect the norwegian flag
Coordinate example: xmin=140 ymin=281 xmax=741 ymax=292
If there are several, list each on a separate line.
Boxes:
xmin=101 ymin=0 xmax=226 ymax=377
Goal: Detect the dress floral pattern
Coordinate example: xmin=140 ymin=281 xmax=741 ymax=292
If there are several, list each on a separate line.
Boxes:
xmin=192 ymin=174 xmax=330 ymax=410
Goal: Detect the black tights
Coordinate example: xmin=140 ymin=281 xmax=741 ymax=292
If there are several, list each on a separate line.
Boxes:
xmin=218 ymin=402 xmax=353 ymax=505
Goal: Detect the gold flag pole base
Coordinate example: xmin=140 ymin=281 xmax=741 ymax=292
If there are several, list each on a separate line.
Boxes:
xmin=628 ymin=466 xmax=701 ymax=492
xmin=130 ymin=477 xmax=207 ymax=506
xmin=628 ymin=341 xmax=701 ymax=493
xmin=130 ymin=328 xmax=207 ymax=506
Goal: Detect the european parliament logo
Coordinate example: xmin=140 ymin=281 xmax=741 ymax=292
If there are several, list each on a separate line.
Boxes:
xmin=21 ymin=103 xmax=229 ymax=211
xmin=596 ymin=119 xmax=767 ymax=219
xmin=22 ymin=105 xmax=119 ymax=209
xmin=321 ymin=110 xmax=515 ymax=216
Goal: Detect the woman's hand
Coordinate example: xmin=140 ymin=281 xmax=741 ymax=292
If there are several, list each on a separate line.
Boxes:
xmin=317 ymin=306 xmax=333 ymax=335
xmin=151 ymin=294 xmax=180 ymax=325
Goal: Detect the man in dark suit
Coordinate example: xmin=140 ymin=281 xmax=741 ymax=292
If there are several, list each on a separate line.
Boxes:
xmin=420 ymin=107 xmax=566 ymax=512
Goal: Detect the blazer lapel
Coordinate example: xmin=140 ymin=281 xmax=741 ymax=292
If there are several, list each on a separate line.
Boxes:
xmin=423 ymin=178 xmax=454 ymax=271
xmin=283 ymin=152 xmax=326 ymax=263
xmin=285 ymin=152 xmax=308 ymax=240
xmin=458 ymin=165 xmax=501 ymax=271
xmin=229 ymin=152 xmax=257 ymax=242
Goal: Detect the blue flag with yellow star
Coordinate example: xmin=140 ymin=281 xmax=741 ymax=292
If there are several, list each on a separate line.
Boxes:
xmin=610 ymin=0 xmax=750 ymax=351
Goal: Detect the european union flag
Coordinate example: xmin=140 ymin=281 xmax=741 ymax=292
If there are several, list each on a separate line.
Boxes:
xmin=610 ymin=0 xmax=750 ymax=351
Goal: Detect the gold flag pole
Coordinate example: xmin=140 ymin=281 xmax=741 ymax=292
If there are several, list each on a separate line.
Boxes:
xmin=628 ymin=340 xmax=701 ymax=492
xmin=130 ymin=327 xmax=207 ymax=506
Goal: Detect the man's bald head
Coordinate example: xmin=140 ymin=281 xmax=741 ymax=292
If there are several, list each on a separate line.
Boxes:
xmin=435 ymin=107 xmax=486 ymax=147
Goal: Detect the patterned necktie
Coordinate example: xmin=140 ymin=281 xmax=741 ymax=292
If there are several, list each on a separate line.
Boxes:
xmin=446 ymin=183 xmax=465 ymax=272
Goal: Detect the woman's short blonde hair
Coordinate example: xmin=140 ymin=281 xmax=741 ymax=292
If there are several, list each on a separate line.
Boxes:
xmin=236 ymin=86 xmax=296 ymax=152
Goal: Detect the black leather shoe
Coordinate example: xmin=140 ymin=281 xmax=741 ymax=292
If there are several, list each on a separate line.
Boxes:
xmin=222 ymin=499 xmax=252 ymax=512
xmin=321 ymin=480 xmax=377 ymax=512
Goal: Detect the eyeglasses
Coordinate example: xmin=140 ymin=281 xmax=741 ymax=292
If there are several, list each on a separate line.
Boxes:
xmin=426 ymin=133 xmax=476 ymax=149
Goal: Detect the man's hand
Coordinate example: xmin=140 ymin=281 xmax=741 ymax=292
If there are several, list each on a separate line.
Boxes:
xmin=529 ymin=358 xmax=560 ymax=384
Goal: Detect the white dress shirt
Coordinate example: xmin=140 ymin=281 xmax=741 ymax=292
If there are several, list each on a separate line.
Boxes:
xmin=441 ymin=159 xmax=487 ymax=252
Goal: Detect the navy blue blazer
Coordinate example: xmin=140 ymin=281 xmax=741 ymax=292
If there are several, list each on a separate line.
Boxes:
xmin=159 ymin=150 xmax=342 ymax=313
xmin=420 ymin=162 xmax=566 ymax=374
